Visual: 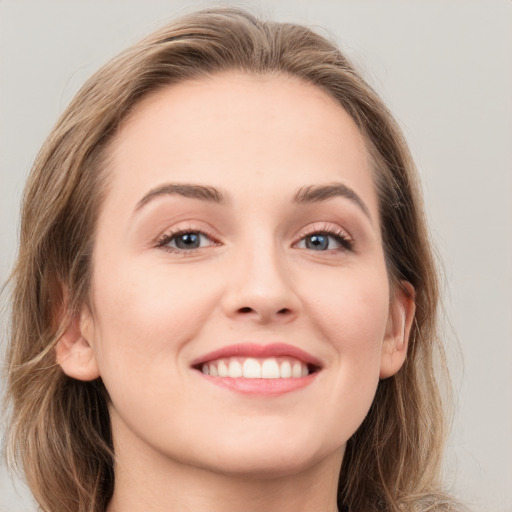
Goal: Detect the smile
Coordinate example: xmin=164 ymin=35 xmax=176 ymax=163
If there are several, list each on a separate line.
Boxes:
xmin=200 ymin=357 xmax=310 ymax=379
xmin=191 ymin=343 xmax=322 ymax=394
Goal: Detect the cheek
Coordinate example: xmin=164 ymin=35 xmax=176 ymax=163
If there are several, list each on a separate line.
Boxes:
xmin=306 ymin=264 xmax=390 ymax=348
xmin=304 ymin=271 xmax=389 ymax=440
xmin=88 ymin=259 xmax=220 ymax=381
xmin=301 ymin=265 xmax=390 ymax=399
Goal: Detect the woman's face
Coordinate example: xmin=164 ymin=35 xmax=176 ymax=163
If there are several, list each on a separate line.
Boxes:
xmin=65 ymin=73 xmax=412 ymax=477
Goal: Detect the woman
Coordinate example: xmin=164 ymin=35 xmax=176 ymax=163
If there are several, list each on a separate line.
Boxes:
xmin=4 ymin=7 xmax=460 ymax=512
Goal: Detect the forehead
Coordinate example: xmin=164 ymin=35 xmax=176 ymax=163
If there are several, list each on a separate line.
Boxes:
xmin=105 ymin=72 xmax=378 ymax=218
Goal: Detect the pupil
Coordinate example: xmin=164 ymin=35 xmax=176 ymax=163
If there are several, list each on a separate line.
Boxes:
xmin=176 ymin=233 xmax=200 ymax=249
xmin=306 ymin=234 xmax=328 ymax=250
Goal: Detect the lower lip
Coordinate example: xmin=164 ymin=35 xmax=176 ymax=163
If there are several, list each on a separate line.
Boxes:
xmin=196 ymin=372 xmax=318 ymax=395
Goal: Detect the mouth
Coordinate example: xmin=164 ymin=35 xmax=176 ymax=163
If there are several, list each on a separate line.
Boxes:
xmin=195 ymin=356 xmax=319 ymax=379
xmin=191 ymin=343 xmax=322 ymax=394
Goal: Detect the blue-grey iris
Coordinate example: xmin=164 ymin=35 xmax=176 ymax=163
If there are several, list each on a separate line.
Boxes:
xmin=305 ymin=234 xmax=329 ymax=250
xmin=175 ymin=233 xmax=200 ymax=249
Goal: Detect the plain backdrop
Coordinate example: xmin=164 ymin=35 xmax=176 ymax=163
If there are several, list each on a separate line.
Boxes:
xmin=1 ymin=1 xmax=511 ymax=511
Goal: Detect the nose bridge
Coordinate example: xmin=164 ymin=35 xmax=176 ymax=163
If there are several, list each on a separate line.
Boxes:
xmin=221 ymin=229 xmax=299 ymax=323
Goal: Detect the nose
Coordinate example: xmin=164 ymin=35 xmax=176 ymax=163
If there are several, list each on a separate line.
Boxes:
xmin=221 ymin=240 xmax=301 ymax=325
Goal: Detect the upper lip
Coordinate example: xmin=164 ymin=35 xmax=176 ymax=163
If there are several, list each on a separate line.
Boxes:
xmin=191 ymin=342 xmax=323 ymax=369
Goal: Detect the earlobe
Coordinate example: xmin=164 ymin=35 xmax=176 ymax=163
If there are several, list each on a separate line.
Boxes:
xmin=55 ymin=300 xmax=100 ymax=382
xmin=380 ymin=281 xmax=416 ymax=379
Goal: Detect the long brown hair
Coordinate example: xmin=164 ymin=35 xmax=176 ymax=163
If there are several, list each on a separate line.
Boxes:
xmin=4 ymin=7 xmax=456 ymax=511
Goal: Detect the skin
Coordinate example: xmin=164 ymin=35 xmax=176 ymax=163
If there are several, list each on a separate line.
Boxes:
xmin=57 ymin=73 xmax=415 ymax=512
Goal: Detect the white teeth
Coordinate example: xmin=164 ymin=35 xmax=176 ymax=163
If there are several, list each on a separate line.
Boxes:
xmin=200 ymin=357 xmax=312 ymax=379
xmin=218 ymin=360 xmax=228 ymax=377
xmin=280 ymin=360 xmax=292 ymax=378
xmin=243 ymin=358 xmax=262 ymax=378
xmin=261 ymin=358 xmax=280 ymax=379
xmin=228 ymin=360 xmax=243 ymax=377
xmin=292 ymin=361 xmax=303 ymax=378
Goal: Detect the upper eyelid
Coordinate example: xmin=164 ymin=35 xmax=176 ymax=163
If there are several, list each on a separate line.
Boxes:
xmin=293 ymin=222 xmax=352 ymax=242
xmin=152 ymin=221 xmax=353 ymax=248
xmin=157 ymin=228 xmax=215 ymax=243
xmin=154 ymin=221 xmax=219 ymax=241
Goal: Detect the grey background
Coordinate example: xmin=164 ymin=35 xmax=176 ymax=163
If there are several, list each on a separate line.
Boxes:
xmin=1 ymin=1 xmax=511 ymax=511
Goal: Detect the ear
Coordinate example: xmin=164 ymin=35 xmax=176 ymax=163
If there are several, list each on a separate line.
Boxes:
xmin=380 ymin=280 xmax=416 ymax=379
xmin=55 ymin=291 xmax=100 ymax=381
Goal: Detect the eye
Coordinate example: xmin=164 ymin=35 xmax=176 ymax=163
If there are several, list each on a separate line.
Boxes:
xmin=296 ymin=230 xmax=352 ymax=252
xmin=157 ymin=230 xmax=215 ymax=251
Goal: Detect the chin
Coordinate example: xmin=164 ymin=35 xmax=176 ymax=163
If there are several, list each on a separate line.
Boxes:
xmin=179 ymin=425 xmax=345 ymax=479
xmin=200 ymin=446 xmax=336 ymax=479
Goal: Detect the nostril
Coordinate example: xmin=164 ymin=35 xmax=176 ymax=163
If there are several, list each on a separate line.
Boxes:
xmin=233 ymin=306 xmax=295 ymax=320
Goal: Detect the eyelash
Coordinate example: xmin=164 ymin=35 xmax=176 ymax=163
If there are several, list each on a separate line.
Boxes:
xmin=155 ymin=224 xmax=354 ymax=254
xmin=155 ymin=227 xmax=219 ymax=254
xmin=294 ymin=224 xmax=354 ymax=253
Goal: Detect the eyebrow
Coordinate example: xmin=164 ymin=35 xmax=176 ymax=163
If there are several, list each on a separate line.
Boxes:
xmin=134 ymin=181 xmax=371 ymax=220
xmin=134 ymin=183 xmax=226 ymax=212
xmin=293 ymin=183 xmax=371 ymax=220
